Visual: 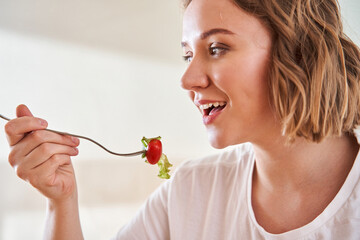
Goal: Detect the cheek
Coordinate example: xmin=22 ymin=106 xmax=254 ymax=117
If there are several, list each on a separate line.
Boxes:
xmin=212 ymin=58 xmax=268 ymax=101
xmin=232 ymin=52 xmax=270 ymax=98
xmin=212 ymin=54 xmax=272 ymax=124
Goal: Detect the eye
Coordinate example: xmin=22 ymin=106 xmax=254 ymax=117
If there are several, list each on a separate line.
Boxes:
xmin=209 ymin=43 xmax=229 ymax=57
xmin=182 ymin=55 xmax=192 ymax=63
xmin=182 ymin=51 xmax=193 ymax=63
xmin=209 ymin=47 xmax=224 ymax=55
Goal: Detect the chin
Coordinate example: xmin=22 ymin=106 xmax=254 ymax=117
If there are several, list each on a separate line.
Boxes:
xmin=207 ymin=127 xmax=248 ymax=149
xmin=207 ymin=132 xmax=231 ymax=149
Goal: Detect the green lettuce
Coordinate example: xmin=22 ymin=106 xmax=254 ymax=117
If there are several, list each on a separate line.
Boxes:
xmin=157 ymin=153 xmax=172 ymax=179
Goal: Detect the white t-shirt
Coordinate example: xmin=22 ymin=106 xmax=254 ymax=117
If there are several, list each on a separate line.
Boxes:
xmin=113 ymin=139 xmax=360 ymax=239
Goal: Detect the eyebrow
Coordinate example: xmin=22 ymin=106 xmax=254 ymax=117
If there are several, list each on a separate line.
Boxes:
xmin=181 ymin=28 xmax=235 ymax=47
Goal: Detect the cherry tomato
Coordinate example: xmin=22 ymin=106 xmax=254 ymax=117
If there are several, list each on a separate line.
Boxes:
xmin=146 ymin=139 xmax=162 ymax=164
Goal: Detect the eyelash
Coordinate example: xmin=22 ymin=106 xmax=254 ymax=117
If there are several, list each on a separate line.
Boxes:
xmin=182 ymin=55 xmax=192 ymax=63
xmin=182 ymin=43 xmax=229 ymax=63
xmin=209 ymin=46 xmax=227 ymax=57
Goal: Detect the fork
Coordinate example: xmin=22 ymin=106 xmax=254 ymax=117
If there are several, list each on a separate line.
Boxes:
xmin=0 ymin=114 xmax=146 ymax=157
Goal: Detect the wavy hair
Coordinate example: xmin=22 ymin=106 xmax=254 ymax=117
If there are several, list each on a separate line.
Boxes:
xmin=182 ymin=0 xmax=360 ymax=142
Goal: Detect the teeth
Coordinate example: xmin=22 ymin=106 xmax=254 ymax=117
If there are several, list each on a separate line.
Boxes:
xmin=199 ymin=102 xmax=226 ymax=110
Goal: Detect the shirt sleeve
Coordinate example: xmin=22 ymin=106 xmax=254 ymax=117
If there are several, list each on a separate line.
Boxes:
xmin=111 ymin=180 xmax=171 ymax=240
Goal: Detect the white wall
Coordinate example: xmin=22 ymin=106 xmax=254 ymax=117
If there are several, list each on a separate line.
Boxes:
xmin=0 ymin=26 xmax=219 ymax=240
xmin=0 ymin=0 xmax=359 ymax=239
xmin=0 ymin=1 xmax=218 ymax=239
xmin=341 ymin=0 xmax=360 ymax=42
xmin=0 ymin=29 xmax=215 ymax=161
xmin=0 ymin=29 xmax=219 ymax=240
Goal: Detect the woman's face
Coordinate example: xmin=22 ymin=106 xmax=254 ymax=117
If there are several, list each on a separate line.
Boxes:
xmin=181 ymin=0 xmax=277 ymax=148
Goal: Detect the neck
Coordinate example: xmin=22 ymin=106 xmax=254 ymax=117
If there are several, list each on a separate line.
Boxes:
xmin=252 ymin=133 xmax=359 ymax=193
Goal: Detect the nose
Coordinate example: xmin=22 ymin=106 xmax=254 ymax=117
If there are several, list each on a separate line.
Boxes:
xmin=180 ymin=56 xmax=210 ymax=91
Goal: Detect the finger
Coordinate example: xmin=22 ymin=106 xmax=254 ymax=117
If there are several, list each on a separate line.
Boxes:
xmin=14 ymin=143 xmax=78 ymax=173
xmin=11 ymin=129 xmax=80 ymax=160
xmin=23 ymin=154 xmax=72 ymax=189
xmin=5 ymin=116 xmax=48 ymax=146
xmin=16 ymin=104 xmax=34 ymax=118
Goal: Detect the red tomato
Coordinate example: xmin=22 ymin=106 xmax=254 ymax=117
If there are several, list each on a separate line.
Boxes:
xmin=146 ymin=139 xmax=162 ymax=164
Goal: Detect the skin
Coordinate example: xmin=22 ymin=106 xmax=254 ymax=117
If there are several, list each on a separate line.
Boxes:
xmin=5 ymin=104 xmax=84 ymax=240
xmin=182 ymin=0 xmax=359 ymax=234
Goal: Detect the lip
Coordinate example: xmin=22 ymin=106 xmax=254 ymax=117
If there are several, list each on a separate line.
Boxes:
xmin=194 ymin=99 xmax=227 ymax=125
xmin=202 ymin=108 xmax=225 ymax=125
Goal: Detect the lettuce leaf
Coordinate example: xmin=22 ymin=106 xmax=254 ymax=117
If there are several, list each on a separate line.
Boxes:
xmin=157 ymin=153 xmax=172 ymax=179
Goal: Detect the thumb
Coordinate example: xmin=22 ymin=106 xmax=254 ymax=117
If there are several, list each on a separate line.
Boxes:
xmin=16 ymin=104 xmax=34 ymax=118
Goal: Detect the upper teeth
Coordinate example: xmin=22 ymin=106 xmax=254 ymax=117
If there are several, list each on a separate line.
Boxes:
xmin=199 ymin=102 xmax=226 ymax=110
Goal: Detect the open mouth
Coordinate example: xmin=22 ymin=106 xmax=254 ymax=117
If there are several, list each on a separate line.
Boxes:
xmin=200 ymin=102 xmax=227 ymax=116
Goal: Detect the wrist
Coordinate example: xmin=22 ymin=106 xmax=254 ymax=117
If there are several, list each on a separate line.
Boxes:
xmin=44 ymin=188 xmax=83 ymax=240
xmin=46 ymin=187 xmax=78 ymax=212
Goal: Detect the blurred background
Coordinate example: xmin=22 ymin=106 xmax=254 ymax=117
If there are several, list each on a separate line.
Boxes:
xmin=0 ymin=0 xmax=359 ymax=239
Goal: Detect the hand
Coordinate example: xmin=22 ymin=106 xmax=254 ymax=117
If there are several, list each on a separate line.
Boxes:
xmin=5 ymin=104 xmax=80 ymax=202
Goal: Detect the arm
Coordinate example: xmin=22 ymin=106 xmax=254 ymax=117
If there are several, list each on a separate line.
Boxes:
xmin=5 ymin=105 xmax=84 ymax=240
xmin=44 ymin=190 xmax=83 ymax=240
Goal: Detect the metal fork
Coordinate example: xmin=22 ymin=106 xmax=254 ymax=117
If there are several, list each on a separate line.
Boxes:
xmin=0 ymin=114 xmax=145 ymax=157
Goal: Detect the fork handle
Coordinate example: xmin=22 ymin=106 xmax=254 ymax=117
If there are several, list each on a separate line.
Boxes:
xmin=0 ymin=114 xmax=146 ymax=157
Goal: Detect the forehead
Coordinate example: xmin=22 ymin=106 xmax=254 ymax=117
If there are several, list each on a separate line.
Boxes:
xmin=182 ymin=0 xmax=254 ymax=40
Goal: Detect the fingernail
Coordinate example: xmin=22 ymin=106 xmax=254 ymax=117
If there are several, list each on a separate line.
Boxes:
xmin=39 ymin=119 xmax=47 ymax=126
xmin=71 ymin=136 xmax=79 ymax=144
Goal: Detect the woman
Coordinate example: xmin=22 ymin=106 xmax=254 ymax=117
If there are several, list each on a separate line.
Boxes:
xmin=5 ymin=0 xmax=360 ymax=239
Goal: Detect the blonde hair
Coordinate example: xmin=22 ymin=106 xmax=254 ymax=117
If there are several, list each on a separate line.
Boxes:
xmin=183 ymin=0 xmax=360 ymax=142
